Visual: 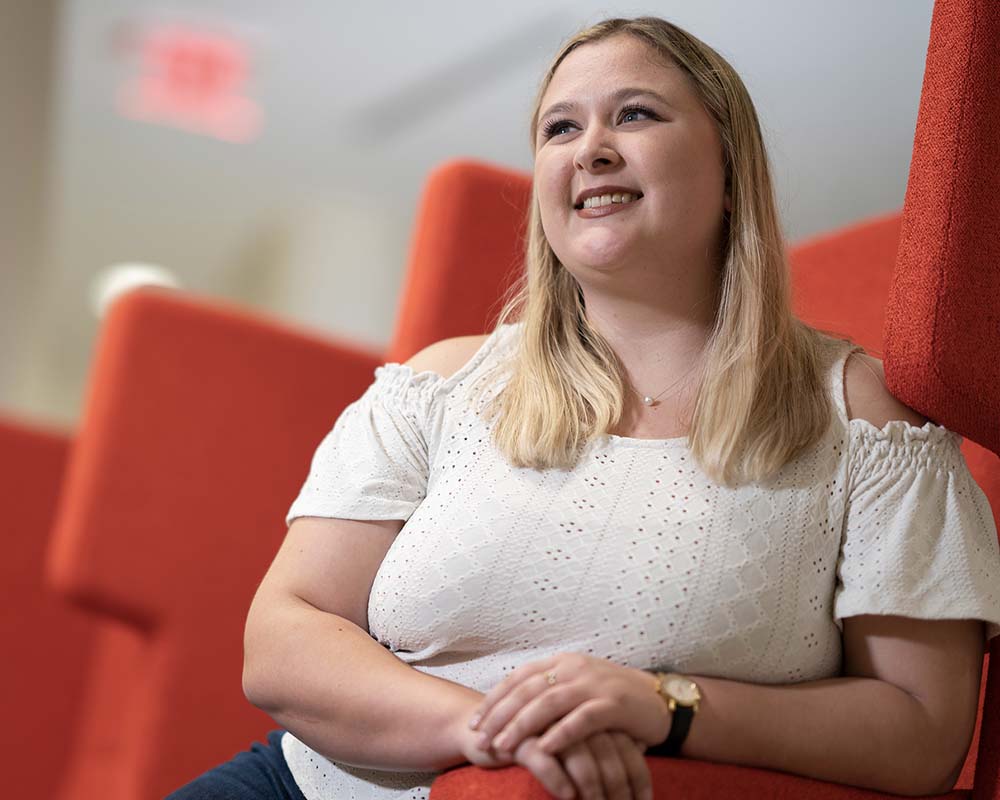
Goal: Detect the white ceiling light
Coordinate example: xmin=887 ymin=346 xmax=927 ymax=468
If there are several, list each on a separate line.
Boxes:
xmin=90 ymin=262 xmax=181 ymax=318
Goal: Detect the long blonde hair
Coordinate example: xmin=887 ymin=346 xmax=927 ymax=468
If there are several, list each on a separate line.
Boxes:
xmin=480 ymin=16 xmax=849 ymax=487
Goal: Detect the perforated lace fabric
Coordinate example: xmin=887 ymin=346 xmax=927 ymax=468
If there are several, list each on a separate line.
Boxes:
xmin=282 ymin=321 xmax=1000 ymax=800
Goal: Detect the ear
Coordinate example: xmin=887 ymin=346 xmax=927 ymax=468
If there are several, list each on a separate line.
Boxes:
xmin=724 ymin=193 xmax=732 ymax=214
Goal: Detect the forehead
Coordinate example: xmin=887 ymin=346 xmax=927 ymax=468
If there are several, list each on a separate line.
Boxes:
xmin=541 ymin=35 xmax=683 ymax=110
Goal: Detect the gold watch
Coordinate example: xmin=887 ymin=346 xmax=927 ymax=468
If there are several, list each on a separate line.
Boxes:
xmin=647 ymin=672 xmax=700 ymax=757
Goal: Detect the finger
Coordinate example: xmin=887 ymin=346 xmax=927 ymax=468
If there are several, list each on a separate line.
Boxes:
xmin=611 ymin=732 xmax=653 ymax=800
xmin=515 ymin=736 xmax=578 ymax=800
xmin=560 ymin=739 xmax=605 ymax=800
xmin=537 ymin=699 xmax=616 ymax=755
xmin=488 ymin=681 xmax=579 ymax=755
xmin=476 ymin=674 xmax=552 ymax=748
xmin=470 ymin=657 xmax=558 ymax=730
xmin=476 ymin=673 xmax=550 ymax=745
xmin=587 ymin=732 xmax=630 ymax=800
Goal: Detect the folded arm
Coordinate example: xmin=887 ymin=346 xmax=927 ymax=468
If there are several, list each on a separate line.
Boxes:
xmin=244 ymin=336 xmax=497 ymax=773
xmin=681 ymin=614 xmax=982 ymax=796
xmin=471 ymin=613 xmax=982 ymax=797
xmin=243 ymin=515 xmax=488 ymax=773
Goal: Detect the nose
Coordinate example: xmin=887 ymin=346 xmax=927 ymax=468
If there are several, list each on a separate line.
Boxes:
xmin=573 ymin=127 xmax=621 ymax=172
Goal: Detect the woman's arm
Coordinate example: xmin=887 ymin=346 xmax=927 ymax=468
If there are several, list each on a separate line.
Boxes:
xmin=243 ymin=516 xmax=487 ymax=772
xmin=673 ymin=356 xmax=985 ymax=795
xmin=679 ymin=615 xmax=983 ymax=796
xmin=471 ymin=615 xmax=982 ymax=797
xmin=243 ymin=333 xmax=498 ymax=773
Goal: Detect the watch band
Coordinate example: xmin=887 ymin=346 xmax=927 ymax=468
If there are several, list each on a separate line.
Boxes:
xmin=646 ymin=672 xmax=699 ymax=758
xmin=645 ymin=705 xmax=693 ymax=757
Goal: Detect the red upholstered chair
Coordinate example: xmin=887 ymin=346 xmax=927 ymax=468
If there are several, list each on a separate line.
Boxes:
xmin=0 ymin=416 xmax=99 ymax=800
xmin=882 ymin=0 xmax=1000 ymax=794
xmin=386 ymin=158 xmax=533 ymax=364
xmin=42 ymin=294 xmax=385 ymax=799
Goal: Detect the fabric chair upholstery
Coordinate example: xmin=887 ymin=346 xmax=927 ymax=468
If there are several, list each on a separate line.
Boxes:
xmin=44 ymin=291 xmax=384 ymax=798
xmin=386 ymin=158 xmax=532 ymax=363
xmin=883 ymin=0 xmax=1000 ymax=458
xmin=0 ymin=417 xmax=95 ymax=799
xmin=881 ymin=1 xmax=1000 ymax=797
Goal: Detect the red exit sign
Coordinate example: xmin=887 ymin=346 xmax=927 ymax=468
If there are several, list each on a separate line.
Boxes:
xmin=116 ymin=22 xmax=262 ymax=142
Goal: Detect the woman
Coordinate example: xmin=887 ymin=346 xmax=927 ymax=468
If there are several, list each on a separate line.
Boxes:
xmin=170 ymin=16 xmax=1000 ymax=800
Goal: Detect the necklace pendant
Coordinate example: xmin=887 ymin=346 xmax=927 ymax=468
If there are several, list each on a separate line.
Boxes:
xmin=642 ymin=395 xmax=655 ymax=406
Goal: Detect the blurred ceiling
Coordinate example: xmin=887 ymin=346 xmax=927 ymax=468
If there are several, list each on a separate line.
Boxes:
xmin=1 ymin=0 xmax=936 ymax=427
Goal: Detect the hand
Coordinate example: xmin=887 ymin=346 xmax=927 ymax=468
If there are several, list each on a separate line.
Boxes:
xmin=553 ymin=730 xmax=654 ymax=800
xmin=467 ymin=654 xmax=671 ymax=758
xmin=499 ymin=730 xmax=653 ymax=800
xmin=454 ymin=716 xmax=578 ymax=798
xmin=453 ymin=698 xmax=517 ymax=769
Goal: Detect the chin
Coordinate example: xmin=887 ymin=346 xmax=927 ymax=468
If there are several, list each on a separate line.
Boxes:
xmin=571 ymin=243 xmax=635 ymax=272
xmin=563 ymin=256 xmax=630 ymax=280
xmin=550 ymin=230 xmax=641 ymax=273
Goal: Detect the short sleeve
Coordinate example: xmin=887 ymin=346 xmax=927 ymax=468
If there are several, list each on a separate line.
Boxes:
xmin=834 ymin=419 xmax=1000 ymax=647
xmin=285 ymin=364 xmax=442 ymax=526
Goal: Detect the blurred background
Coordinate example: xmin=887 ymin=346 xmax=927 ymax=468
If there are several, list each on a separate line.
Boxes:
xmin=1 ymin=0 xmax=935 ymax=430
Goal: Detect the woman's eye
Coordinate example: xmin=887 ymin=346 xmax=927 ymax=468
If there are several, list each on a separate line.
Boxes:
xmin=540 ymin=104 xmax=656 ymax=140
xmin=542 ymin=119 xmax=574 ymax=138
xmin=620 ymin=104 xmax=656 ymax=124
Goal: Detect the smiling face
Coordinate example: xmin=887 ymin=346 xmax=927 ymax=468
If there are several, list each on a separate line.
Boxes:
xmin=534 ymin=34 xmax=731 ymax=283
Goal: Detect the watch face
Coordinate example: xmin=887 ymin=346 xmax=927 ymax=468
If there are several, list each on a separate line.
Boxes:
xmin=666 ymin=676 xmax=699 ymax=703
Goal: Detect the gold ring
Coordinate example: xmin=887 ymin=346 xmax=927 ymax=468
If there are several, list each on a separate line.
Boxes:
xmin=545 ymin=671 xmax=557 ymax=685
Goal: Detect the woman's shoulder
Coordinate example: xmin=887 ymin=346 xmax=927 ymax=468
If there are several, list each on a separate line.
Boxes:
xmin=842 ymin=350 xmax=928 ymax=429
xmin=404 ymin=333 xmax=492 ymax=381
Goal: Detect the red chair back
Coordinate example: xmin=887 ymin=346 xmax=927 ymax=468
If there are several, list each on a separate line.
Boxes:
xmin=0 ymin=418 xmax=95 ymax=799
xmin=386 ymin=158 xmax=532 ymax=362
xmin=881 ymin=1 xmax=1000 ymax=795
xmin=46 ymin=290 xmax=384 ymax=798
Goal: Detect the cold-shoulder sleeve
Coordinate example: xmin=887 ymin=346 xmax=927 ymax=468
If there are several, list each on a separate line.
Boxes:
xmin=285 ymin=365 xmax=443 ymax=525
xmin=834 ymin=419 xmax=1000 ymax=647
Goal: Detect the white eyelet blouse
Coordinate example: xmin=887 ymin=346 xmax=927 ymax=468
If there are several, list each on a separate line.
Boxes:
xmin=281 ymin=321 xmax=1000 ymax=800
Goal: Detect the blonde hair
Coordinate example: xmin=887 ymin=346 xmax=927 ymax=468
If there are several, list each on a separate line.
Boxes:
xmin=479 ymin=16 xmax=850 ymax=487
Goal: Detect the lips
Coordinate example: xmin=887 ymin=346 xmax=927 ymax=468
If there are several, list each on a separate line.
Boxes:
xmin=573 ymin=185 xmax=644 ymax=209
xmin=575 ymin=197 xmax=642 ymax=219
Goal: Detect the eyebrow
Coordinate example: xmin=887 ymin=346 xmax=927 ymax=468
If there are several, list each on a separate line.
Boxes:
xmin=538 ymin=87 xmax=678 ymax=125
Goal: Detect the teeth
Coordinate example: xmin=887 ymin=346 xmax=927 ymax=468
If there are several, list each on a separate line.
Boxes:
xmin=582 ymin=192 xmax=639 ymax=209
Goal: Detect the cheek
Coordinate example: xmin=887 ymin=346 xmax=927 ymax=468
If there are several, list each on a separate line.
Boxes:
xmin=649 ymin=143 xmax=723 ymax=212
xmin=538 ymin=201 xmax=564 ymax=256
xmin=535 ymin=164 xmax=569 ymax=232
xmin=676 ymin=129 xmax=726 ymax=192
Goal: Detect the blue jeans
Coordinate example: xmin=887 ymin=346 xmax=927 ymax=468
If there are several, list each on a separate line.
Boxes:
xmin=166 ymin=731 xmax=307 ymax=800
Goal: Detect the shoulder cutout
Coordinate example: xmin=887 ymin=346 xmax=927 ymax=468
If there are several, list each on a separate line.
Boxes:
xmin=403 ymin=334 xmax=491 ymax=381
xmin=844 ymin=352 xmax=928 ymax=429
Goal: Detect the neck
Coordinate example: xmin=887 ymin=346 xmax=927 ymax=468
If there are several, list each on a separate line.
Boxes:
xmin=581 ymin=289 xmax=717 ymax=377
xmin=575 ymin=275 xmax=715 ymax=427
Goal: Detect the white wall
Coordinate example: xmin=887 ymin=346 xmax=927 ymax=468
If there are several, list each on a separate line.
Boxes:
xmin=3 ymin=0 xmax=936 ymax=427
xmin=0 ymin=0 xmax=58 ymax=427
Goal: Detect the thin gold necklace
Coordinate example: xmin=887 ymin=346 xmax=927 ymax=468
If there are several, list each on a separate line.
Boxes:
xmin=635 ymin=361 xmax=701 ymax=407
